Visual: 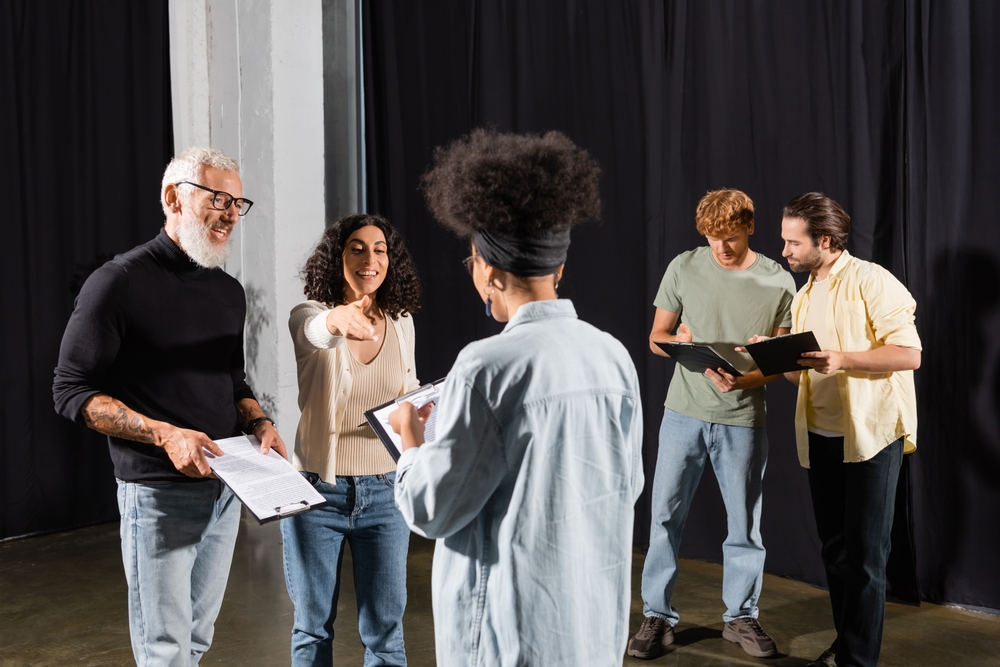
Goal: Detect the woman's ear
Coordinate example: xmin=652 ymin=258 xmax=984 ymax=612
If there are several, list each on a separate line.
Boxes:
xmin=492 ymin=274 xmax=509 ymax=291
xmin=483 ymin=263 xmax=503 ymax=290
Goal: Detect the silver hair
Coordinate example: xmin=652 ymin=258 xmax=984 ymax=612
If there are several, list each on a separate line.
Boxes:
xmin=160 ymin=148 xmax=240 ymax=215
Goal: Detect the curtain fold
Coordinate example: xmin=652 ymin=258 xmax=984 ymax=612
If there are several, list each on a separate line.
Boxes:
xmin=363 ymin=0 xmax=1000 ymax=610
xmin=904 ymin=0 xmax=1000 ymax=610
xmin=0 ymin=0 xmax=173 ymax=539
xmin=3 ymin=0 xmax=995 ymax=614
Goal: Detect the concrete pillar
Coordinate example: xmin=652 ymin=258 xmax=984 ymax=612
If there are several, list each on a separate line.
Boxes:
xmin=169 ymin=0 xmax=336 ymax=432
xmin=168 ymin=0 xmax=210 ymax=151
xmin=322 ymin=0 xmax=365 ymax=218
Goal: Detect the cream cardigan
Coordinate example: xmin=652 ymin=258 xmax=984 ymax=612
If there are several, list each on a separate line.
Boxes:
xmin=288 ymin=300 xmax=419 ymax=482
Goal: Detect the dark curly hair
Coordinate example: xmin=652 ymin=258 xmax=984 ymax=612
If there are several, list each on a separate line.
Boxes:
xmin=421 ymin=129 xmax=601 ymax=237
xmin=301 ymin=213 xmax=421 ymax=319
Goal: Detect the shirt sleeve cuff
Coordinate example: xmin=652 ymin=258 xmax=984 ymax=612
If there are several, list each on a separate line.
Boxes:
xmin=395 ymin=447 xmax=420 ymax=481
xmin=302 ymin=310 xmax=345 ymax=349
xmin=882 ymin=326 xmax=923 ymax=350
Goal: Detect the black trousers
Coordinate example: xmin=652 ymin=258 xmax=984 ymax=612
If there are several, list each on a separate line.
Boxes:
xmin=807 ymin=434 xmax=903 ymax=667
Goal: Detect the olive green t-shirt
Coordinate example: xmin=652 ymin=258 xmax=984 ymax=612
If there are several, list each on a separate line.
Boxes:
xmin=655 ymin=246 xmax=795 ymax=427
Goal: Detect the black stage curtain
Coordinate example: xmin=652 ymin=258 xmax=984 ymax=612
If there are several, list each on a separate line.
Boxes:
xmin=904 ymin=0 xmax=1000 ymax=610
xmin=0 ymin=1 xmax=173 ymax=539
xmin=363 ymin=0 xmax=1000 ymax=611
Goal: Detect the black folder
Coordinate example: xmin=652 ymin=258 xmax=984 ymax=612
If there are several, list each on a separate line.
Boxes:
xmin=363 ymin=378 xmax=446 ymax=461
xmin=655 ymin=342 xmax=743 ymax=377
xmin=745 ymin=331 xmax=821 ymax=376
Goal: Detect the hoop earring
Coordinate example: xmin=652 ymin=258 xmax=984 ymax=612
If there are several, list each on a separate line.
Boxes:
xmin=485 ymin=280 xmax=494 ymax=318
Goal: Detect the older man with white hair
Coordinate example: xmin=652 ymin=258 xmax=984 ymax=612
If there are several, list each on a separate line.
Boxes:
xmin=54 ymin=148 xmax=286 ymax=666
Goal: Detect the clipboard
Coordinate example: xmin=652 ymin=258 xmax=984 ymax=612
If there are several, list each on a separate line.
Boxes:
xmin=364 ymin=378 xmax=446 ymax=461
xmin=745 ymin=331 xmax=822 ymax=376
xmin=655 ymin=341 xmax=743 ymax=377
xmin=208 ymin=435 xmax=326 ymax=524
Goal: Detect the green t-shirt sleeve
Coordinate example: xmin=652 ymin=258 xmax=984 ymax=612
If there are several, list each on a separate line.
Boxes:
xmin=654 ymin=256 xmax=683 ymax=314
xmin=774 ymin=272 xmax=796 ymax=330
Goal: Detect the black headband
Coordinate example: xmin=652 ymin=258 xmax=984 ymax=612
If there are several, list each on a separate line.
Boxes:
xmin=473 ymin=228 xmax=571 ymax=277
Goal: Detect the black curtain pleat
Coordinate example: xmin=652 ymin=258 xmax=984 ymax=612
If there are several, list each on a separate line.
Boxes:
xmin=363 ymin=0 xmax=1000 ymax=611
xmin=650 ymin=0 xmax=919 ymax=601
xmin=0 ymin=0 xmax=173 ymax=539
xmin=903 ymin=0 xmax=1000 ymax=610
xmin=2 ymin=0 xmax=996 ymax=615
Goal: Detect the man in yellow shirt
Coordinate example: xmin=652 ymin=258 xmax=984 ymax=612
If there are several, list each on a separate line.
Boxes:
xmin=777 ymin=193 xmax=921 ymax=667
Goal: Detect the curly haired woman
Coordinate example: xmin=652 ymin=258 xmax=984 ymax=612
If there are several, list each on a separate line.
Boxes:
xmin=389 ymin=130 xmax=644 ymax=667
xmin=282 ymin=213 xmax=421 ymax=667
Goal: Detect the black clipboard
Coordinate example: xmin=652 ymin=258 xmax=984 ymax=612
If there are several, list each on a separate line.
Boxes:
xmin=745 ymin=331 xmax=821 ymax=376
xmin=655 ymin=342 xmax=743 ymax=377
xmin=363 ymin=378 xmax=446 ymax=461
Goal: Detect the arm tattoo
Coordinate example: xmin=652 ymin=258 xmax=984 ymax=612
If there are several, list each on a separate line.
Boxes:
xmin=82 ymin=396 xmax=155 ymax=444
xmin=237 ymin=398 xmax=263 ymax=432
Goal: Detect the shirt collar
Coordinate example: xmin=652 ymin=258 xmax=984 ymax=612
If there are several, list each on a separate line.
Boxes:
xmin=808 ymin=249 xmax=853 ymax=288
xmin=502 ymin=299 xmax=577 ymax=333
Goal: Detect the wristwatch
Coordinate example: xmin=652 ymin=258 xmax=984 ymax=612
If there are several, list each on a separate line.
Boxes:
xmin=246 ymin=416 xmax=276 ymax=434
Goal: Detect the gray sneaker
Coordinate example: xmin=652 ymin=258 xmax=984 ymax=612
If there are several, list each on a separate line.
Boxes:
xmin=805 ymin=646 xmax=837 ymax=666
xmin=626 ymin=616 xmax=675 ymax=659
xmin=722 ymin=617 xmax=778 ymax=658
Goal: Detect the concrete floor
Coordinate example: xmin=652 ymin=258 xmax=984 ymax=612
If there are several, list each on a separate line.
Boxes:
xmin=1 ymin=513 xmax=997 ymax=666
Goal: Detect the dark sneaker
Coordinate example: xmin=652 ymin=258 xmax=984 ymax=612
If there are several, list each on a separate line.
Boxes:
xmin=805 ymin=646 xmax=837 ymax=666
xmin=626 ymin=616 xmax=675 ymax=659
xmin=722 ymin=617 xmax=777 ymax=658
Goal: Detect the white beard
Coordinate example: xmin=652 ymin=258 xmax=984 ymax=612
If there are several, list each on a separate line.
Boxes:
xmin=176 ymin=211 xmax=233 ymax=268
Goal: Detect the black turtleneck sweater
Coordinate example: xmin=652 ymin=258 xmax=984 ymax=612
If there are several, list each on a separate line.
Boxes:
xmin=53 ymin=229 xmax=257 ymax=482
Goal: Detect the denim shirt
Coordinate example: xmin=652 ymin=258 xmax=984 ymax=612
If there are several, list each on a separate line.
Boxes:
xmin=395 ymin=299 xmax=644 ymax=667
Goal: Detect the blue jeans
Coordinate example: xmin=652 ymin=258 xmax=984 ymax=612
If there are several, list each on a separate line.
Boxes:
xmin=807 ymin=434 xmax=903 ymax=667
xmin=281 ymin=472 xmax=409 ymax=667
xmin=642 ymin=408 xmax=768 ymax=625
xmin=116 ymin=478 xmax=240 ymax=667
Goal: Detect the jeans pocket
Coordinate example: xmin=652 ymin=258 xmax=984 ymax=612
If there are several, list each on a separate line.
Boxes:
xmin=378 ymin=471 xmax=396 ymax=489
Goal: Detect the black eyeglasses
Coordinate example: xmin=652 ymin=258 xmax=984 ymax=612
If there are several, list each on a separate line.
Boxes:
xmin=462 ymin=254 xmax=478 ymax=276
xmin=175 ymin=181 xmax=254 ymax=216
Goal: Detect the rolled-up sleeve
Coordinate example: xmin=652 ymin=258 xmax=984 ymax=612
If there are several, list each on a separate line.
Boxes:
xmin=865 ymin=270 xmax=922 ymax=350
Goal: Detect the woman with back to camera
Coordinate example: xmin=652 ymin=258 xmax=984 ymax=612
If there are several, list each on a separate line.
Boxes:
xmin=283 ymin=213 xmax=421 ymax=667
xmin=389 ymin=129 xmax=645 ymax=667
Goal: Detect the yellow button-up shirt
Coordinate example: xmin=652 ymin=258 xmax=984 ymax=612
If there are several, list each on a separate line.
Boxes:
xmin=792 ymin=250 xmax=921 ymax=467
